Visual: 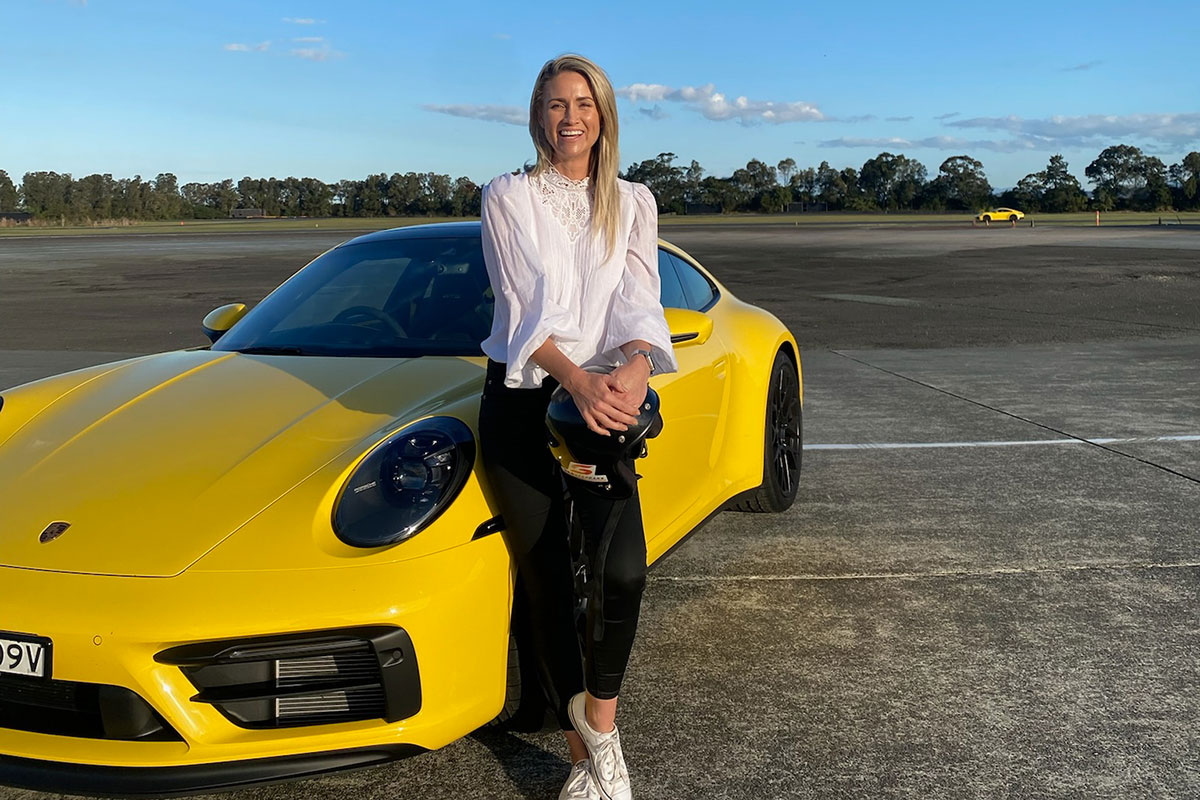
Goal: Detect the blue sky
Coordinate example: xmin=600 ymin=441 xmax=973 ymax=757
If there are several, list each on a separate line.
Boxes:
xmin=2 ymin=0 xmax=1197 ymax=189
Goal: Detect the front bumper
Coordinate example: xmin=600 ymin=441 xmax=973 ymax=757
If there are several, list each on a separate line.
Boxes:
xmin=0 ymin=532 xmax=511 ymax=784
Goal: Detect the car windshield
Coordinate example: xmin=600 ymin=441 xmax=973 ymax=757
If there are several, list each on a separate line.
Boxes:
xmin=214 ymin=237 xmax=494 ymax=357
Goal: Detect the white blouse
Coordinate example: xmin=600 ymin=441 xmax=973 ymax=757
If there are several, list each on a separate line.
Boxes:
xmin=480 ymin=167 xmax=679 ymax=389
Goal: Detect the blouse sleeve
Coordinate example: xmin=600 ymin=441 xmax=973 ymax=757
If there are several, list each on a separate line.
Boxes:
xmin=601 ymin=183 xmax=679 ymax=375
xmin=480 ymin=177 xmax=584 ymax=388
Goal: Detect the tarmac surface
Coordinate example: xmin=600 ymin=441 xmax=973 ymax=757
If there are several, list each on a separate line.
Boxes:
xmin=1 ymin=223 xmax=1198 ymax=799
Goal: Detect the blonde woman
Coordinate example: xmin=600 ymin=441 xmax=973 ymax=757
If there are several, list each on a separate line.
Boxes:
xmin=477 ymin=54 xmax=677 ymax=800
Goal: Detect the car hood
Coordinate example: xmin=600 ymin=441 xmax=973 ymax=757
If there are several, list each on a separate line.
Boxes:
xmin=0 ymin=350 xmax=485 ymax=577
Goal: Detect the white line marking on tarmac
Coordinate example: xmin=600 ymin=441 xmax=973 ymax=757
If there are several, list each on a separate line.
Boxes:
xmin=815 ymin=293 xmax=924 ymax=307
xmin=806 ymin=435 xmax=1200 ymax=451
xmin=649 ymin=561 xmax=1200 ymax=583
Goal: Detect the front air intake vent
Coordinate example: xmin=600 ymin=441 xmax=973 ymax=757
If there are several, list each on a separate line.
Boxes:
xmin=276 ymin=652 xmax=380 ymax=686
xmin=274 ymin=652 xmax=386 ymax=726
xmin=156 ymin=626 xmax=420 ymax=730
xmin=276 ymin=685 xmax=387 ymax=726
xmin=0 ymin=674 xmax=180 ymax=741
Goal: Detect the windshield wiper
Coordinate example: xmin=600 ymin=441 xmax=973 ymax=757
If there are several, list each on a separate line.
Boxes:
xmin=232 ymin=345 xmax=312 ymax=356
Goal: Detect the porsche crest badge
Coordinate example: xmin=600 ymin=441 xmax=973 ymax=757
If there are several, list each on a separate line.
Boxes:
xmin=39 ymin=521 xmax=71 ymax=544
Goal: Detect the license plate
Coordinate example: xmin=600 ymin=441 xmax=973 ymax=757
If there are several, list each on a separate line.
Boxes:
xmin=0 ymin=632 xmax=52 ymax=678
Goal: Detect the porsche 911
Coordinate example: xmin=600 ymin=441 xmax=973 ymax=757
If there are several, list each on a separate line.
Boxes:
xmin=975 ymin=207 xmax=1024 ymax=223
xmin=0 ymin=222 xmax=801 ymax=795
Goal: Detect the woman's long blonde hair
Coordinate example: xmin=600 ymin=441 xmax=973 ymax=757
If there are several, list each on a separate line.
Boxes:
xmin=528 ymin=54 xmax=620 ymax=258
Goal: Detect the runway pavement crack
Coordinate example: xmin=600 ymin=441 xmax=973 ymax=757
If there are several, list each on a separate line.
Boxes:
xmin=829 ymin=350 xmax=1200 ymax=487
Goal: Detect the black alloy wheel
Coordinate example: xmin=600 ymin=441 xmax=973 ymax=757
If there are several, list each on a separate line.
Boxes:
xmin=1009 ymin=214 xmax=1019 ymax=222
xmin=729 ymin=350 xmax=802 ymax=513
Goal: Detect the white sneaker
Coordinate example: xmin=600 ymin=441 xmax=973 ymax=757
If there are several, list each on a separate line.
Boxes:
xmin=559 ymin=758 xmax=601 ymax=800
xmin=567 ymin=692 xmax=632 ymax=800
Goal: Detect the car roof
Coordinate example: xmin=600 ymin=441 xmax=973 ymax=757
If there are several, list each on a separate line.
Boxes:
xmin=340 ymin=221 xmax=482 ymax=246
xmin=340 ymin=221 xmax=690 ymax=265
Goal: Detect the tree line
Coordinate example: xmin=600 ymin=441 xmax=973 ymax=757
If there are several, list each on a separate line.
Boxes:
xmin=2 ymin=143 xmax=1197 ymax=223
xmin=0 ymin=172 xmax=484 ymax=222
xmin=625 ymin=145 xmax=1200 ymax=215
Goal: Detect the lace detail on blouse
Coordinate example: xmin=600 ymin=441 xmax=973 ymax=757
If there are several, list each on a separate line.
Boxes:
xmin=532 ymin=166 xmax=593 ymax=243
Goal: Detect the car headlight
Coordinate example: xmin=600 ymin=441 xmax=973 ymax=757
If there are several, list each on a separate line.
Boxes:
xmin=333 ymin=417 xmax=475 ymax=548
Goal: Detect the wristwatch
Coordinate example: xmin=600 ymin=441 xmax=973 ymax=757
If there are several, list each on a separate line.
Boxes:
xmin=630 ymin=348 xmax=656 ymax=376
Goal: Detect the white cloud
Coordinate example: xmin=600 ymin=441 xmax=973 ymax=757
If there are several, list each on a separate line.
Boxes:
xmin=819 ymin=136 xmax=1037 ymax=153
xmin=617 ymin=82 xmax=824 ymax=124
xmin=821 ymin=112 xmax=1200 ymax=153
xmin=292 ymin=36 xmax=323 ymax=43
xmin=934 ymin=112 xmax=959 ymax=120
xmin=638 ymin=105 xmax=669 ymax=120
xmin=291 ymin=45 xmax=344 ymax=61
xmin=283 ymin=17 xmax=323 ymax=24
xmin=886 ymin=115 xmax=914 ymax=122
xmin=819 ymin=136 xmax=912 ymax=148
xmin=949 ymin=113 xmax=1200 ymax=147
xmin=224 ymin=41 xmax=270 ymax=52
xmin=423 ymin=104 xmax=526 ymax=126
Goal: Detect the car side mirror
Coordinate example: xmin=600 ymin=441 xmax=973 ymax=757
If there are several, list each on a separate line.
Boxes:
xmin=664 ymin=308 xmax=714 ymax=347
xmin=201 ymin=303 xmax=248 ymax=343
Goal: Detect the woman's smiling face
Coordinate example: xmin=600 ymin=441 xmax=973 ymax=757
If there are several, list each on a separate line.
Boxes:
xmin=541 ymin=70 xmax=601 ymax=175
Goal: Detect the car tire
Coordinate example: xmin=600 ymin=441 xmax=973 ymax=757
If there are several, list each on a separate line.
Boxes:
xmin=488 ymin=579 xmax=552 ymax=732
xmin=728 ymin=349 xmax=802 ymax=513
xmin=982 ymin=215 xmax=992 ymax=223
xmin=490 ymin=628 xmax=523 ymax=726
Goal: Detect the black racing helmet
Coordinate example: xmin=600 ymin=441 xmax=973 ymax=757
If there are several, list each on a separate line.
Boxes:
xmin=545 ymin=365 xmax=663 ymax=497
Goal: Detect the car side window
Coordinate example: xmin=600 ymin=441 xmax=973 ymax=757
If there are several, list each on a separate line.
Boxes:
xmin=671 ymin=254 xmax=716 ymax=311
xmin=657 ymin=249 xmax=688 ymax=309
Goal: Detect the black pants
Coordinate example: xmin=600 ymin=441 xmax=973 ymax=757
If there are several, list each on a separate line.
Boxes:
xmin=478 ymin=359 xmax=647 ymax=729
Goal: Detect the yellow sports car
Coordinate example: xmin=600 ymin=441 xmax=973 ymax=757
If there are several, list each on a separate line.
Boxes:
xmin=975 ymin=207 xmax=1024 ymax=223
xmin=0 ymin=222 xmax=801 ymax=794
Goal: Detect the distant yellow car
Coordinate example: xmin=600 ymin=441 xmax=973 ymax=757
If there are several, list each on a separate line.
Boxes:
xmin=975 ymin=207 xmax=1024 ymax=223
xmin=0 ymin=223 xmax=802 ymax=795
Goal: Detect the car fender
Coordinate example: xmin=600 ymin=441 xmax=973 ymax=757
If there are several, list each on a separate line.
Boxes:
xmin=191 ymin=393 xmax=498 ymax=574
xmin=707 ymin=295 xmax=801 ymax=499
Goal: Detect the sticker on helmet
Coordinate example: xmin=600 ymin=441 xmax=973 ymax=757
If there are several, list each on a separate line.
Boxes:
xmin=566 ymin=462 xmax=609 ymax=482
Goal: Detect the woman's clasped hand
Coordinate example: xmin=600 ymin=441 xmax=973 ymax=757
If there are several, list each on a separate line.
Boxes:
xmin=562 ymin=365 xmax=647 ymax=436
